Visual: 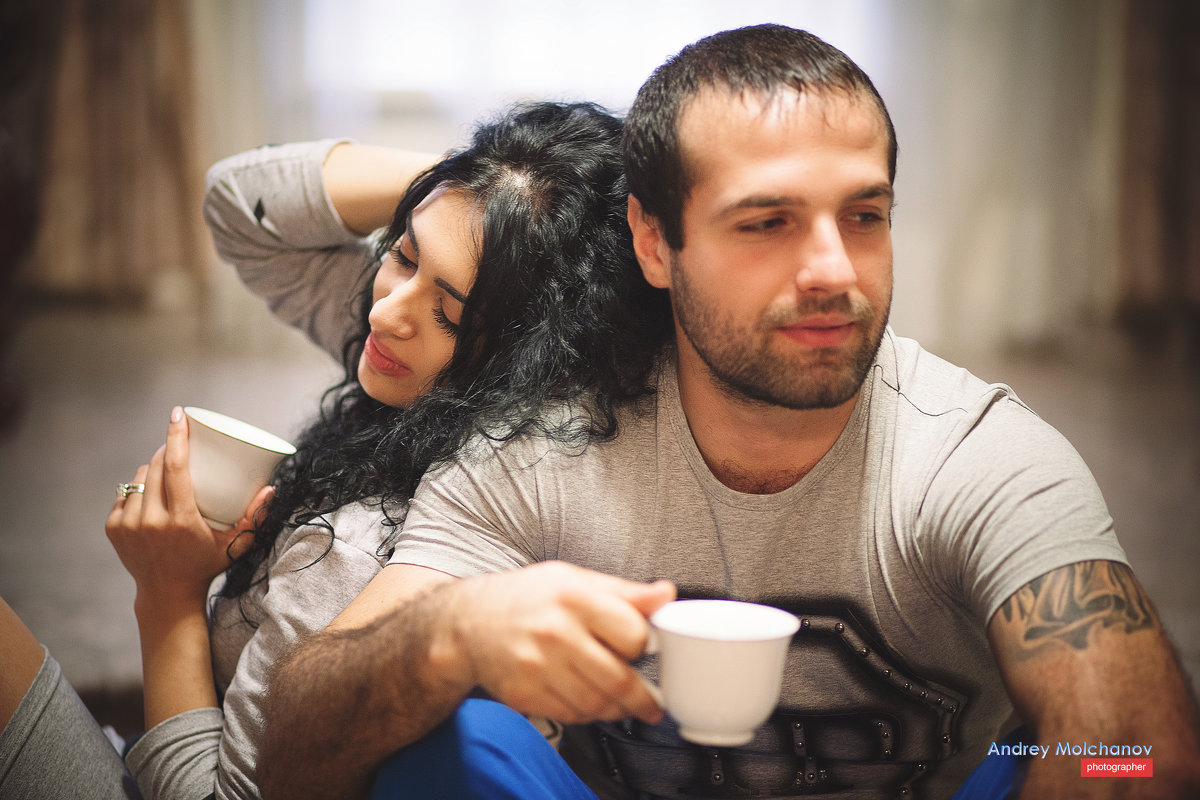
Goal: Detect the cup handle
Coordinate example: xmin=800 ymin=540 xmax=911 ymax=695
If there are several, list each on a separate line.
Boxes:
xmin=637 ymin=671 xmax=665 ymax=709
xmin=638 ymin=627 xmax=664 ymax=708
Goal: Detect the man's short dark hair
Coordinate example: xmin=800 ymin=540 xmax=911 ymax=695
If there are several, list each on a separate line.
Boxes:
xmin=624 ymin=24 xmax=898 ymax=250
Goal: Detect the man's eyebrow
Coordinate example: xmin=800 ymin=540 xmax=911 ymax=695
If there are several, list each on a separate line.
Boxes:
xmin=435 ymin=277 xmax=468 ymax=304
xmin=848 ymin=182 xmax=895 ymax=203
xmin=721 ymin=182 xmax=896 ymax=215
xmin=724 ymin=195 xmax=798 ymax=213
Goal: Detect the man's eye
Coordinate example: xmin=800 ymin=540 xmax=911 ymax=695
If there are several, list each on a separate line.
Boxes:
xmin=739 ymin=217 xmax=785 ymax=233
xmin=846 ymin=211 xmax=888 ymax=230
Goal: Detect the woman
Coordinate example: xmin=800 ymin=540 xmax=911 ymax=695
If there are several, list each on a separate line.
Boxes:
xmin=0 ymin=101 xmax=669 ymax=799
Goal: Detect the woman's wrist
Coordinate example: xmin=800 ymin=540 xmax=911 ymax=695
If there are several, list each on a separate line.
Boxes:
xmin=133 ymin=583 xmax=209 ymax=626
xmin=137 ymin=600 xmax=220 ymax=728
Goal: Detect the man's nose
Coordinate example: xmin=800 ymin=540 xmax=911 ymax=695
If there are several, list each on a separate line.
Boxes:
xmin=794 ymin=217 xmax=856 ymax=294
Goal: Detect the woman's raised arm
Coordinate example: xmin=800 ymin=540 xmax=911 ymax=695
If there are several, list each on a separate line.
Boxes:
xmin=321 ymin=143 xmax=439 ymax=236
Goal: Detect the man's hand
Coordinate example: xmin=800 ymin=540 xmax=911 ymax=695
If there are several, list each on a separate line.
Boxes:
xmin=260 ymin=561 xmax=675 ymax=800
xmin=444 ymin=561 xmax=675 ymax=724
xmin=989 ymin=560 xmax=1200 ymax=799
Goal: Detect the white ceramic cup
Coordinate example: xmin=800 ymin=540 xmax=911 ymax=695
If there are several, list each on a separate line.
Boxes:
xmin=184 ymin=407 xmax=296 ymax=530
xmin=645 ymin=599 xmax=800 ymax=747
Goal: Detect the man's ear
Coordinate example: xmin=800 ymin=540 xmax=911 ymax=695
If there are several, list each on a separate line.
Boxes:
xmin=627 ymin=195 xmax=672 ymax=289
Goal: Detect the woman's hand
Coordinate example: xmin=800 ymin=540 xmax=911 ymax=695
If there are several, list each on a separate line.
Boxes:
xmin=107 ymin=407 xmax=274 ymax=729
xmin=105 ymin=406 xmax=271 ymax=609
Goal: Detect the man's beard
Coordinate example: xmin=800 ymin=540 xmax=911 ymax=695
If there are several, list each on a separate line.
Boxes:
xmin=670 ymin=254 xmax=889 ymax=410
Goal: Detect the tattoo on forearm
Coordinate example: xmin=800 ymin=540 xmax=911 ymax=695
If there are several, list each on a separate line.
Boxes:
xmin=998 ymin=561 xmax=1158 ymax=656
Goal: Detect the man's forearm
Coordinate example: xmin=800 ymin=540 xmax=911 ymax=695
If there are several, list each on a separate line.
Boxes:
xmin=991 ymin=562 xmax=1200 ymax=799
xmin=1014 ymin=642 xmax=1200 ymax=800
xmin=259 ymin=585 xmax=473 ymax=800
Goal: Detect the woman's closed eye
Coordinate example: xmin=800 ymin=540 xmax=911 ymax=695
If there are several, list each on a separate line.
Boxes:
xmin=388 ymin=242 xmax=458 ymax=334
xmin=432 ymin=300 xmax=459 ymax=336
xmin=391 ymin=243 xmax=417 ymax=271
xmin=432 ymin=277 xmax=468 ymax=337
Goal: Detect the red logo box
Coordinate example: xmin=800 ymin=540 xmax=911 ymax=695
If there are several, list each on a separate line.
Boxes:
xmin=1080 ymin=758 xmax=1153 ymax=777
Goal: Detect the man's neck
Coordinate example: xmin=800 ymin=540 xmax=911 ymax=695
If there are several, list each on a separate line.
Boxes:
xmin=674 ymin=356 xmax=858 ymax=495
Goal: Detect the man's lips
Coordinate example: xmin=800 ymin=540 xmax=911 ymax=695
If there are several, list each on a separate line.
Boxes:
xmin=777 ymin=316 xmax=856 ymax=348
xmin=364 ymin=332 xmax=412 ymax=377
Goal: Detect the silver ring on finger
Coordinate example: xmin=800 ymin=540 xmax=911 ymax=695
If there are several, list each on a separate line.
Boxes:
xmin=116 ymin=482 xmax=145 ymax=498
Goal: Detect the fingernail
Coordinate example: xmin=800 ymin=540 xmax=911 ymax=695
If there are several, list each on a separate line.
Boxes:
xmin=170 ymin=406 xmax=183 ymax=423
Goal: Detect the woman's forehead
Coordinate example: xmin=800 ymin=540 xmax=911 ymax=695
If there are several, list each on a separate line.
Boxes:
xmin=408 ymin=186 xmax=480 ymax=292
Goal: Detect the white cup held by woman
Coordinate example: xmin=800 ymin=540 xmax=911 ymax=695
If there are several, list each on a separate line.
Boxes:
xmin=184 ymin=407 xmax=295 ymax=530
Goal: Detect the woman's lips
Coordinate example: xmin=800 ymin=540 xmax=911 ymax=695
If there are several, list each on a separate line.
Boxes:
xmin=778 ymin=317 xmax=856 ymax=349
xmin=364 ymin=332 xmax=412 ymax=377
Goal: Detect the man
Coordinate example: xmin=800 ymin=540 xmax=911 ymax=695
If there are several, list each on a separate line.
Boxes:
xmin=261 ymin=26 xmax=1200 ymax=799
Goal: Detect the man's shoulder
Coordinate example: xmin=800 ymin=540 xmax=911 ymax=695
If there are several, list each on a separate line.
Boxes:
xmin=445 ymin=394 xmax=661 ymax=476
xmin=877 ymin=331 xmax=1033 ymax=419
xmin=870 ymin=331 xmax=1080 ymax=479
xmin=877 ymin=332 xmax=1091 ymax=489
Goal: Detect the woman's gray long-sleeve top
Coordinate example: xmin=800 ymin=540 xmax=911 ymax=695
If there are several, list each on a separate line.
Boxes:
xmin=124 ymin=140 xmax=403 ymax=800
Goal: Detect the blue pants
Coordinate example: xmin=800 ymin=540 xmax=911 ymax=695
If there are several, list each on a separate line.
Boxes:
xmin=949 ymin=726 xmax=1030 ymax=800
xmin=369 ymin=700 xmax=1027 ymax=799
xmin=367 ymin=700 xmax=597 ymax=800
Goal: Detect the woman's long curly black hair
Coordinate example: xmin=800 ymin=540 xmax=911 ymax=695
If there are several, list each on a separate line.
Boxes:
xmin=219 ymin=101 xmax=671 ymax=600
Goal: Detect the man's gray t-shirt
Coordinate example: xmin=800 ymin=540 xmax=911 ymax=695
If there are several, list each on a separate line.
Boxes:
xmin=392 ymin=330 xmax=1125 ymax=799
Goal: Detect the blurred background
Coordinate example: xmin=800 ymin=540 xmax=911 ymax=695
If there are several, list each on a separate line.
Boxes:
xmin=1 ymin=0 xmax=1197 ymax=724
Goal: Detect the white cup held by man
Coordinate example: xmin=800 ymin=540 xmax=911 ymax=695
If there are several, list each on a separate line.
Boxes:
xmin=647 ymin=599 xmax=800 ymax=747
xmin=184 ymin=407 xmax=296 ymax=530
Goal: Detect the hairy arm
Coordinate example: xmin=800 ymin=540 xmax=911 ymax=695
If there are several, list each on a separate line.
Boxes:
xmin=988 ymin=560 xmax=1200 ymax=798
xmin=259 ymin=561 xmax=673 ymax=800
xmin=258 ymin=564 xmax=459 ymax=800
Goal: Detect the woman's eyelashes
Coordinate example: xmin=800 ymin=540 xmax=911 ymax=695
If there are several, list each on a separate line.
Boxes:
xmin=433 ymin=301 xmax=459 ymax=336
xmin=390 ymin=243 xmax=459 ymax=336
xmin=391 ymin=243 xmax=417 ymax=271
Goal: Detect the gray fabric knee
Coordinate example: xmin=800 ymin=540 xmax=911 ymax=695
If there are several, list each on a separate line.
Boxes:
xmin=0 ymin=647 xmax=141 ymax=799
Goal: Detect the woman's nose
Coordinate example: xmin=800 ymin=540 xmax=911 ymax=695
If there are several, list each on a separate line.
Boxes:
xmin=368 ymin=281 xmax=418 ymax=339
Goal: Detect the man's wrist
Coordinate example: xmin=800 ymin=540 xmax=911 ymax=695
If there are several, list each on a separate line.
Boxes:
xmin=414 ymin=580 xmax=479 ymax=695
